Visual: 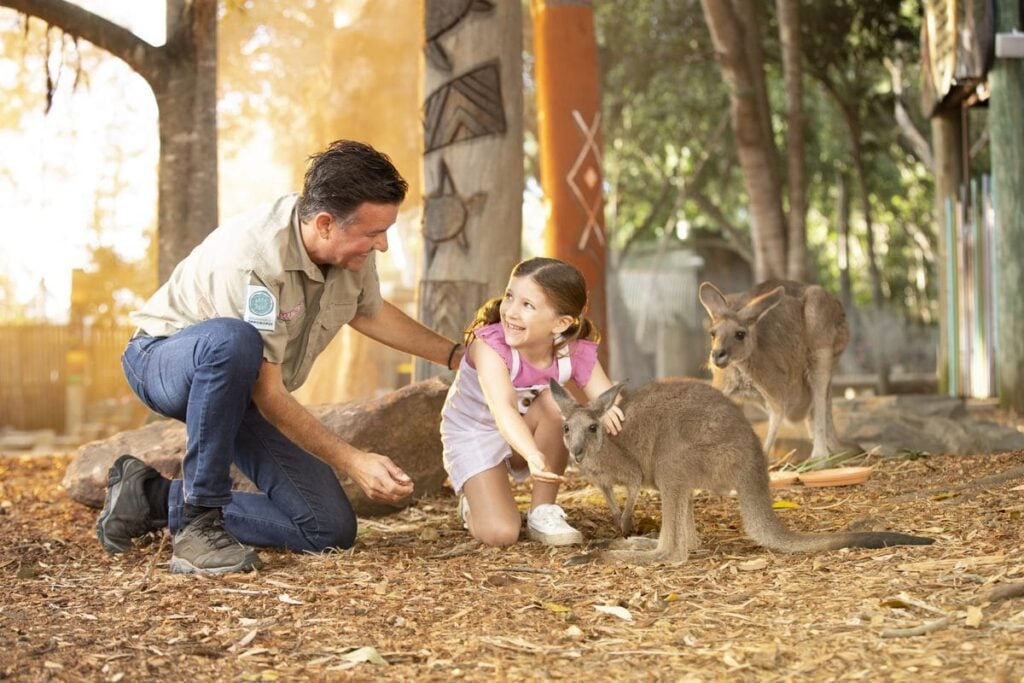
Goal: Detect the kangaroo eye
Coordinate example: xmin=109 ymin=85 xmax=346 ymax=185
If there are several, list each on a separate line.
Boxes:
xmin=563 ymin=424 xmax=570 ymax=434
xmin=735 ymin=331 xmax=746 ymax=341
xmin=588 ymin=424 xmax=598 ymax=433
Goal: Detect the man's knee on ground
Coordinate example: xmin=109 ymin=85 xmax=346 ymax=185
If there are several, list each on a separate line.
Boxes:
xmin=305 ymin=516 xmax=357 ymax=552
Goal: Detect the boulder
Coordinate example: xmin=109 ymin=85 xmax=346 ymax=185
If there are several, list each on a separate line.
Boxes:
xmin=63 ymin=377 xmax=451 ymax=517
xmin=832 ymin=395 xmax=1024 ymax=456
xmin=736 ymin=392 xmax=1024 ymax=459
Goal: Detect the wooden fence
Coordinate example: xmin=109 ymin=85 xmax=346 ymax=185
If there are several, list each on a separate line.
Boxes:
xmin=0 ymin=323 xmax=135 ymax=432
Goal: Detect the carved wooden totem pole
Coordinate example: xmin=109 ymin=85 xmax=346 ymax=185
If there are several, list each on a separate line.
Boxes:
xmin=531 ymin=0 xmax=608 ymax=364
xmin=417 ymin=0 xmax=524 ymax=380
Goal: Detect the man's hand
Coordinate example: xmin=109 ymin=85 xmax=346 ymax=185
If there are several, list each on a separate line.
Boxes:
xmin=346 ymin=451 xmax=415 ymax=503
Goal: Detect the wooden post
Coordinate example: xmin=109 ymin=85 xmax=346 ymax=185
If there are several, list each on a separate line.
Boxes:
xmin=530 ymin=0 xmax=608 ymax=363
xmin=930 ymin=113 xmax=962 ymax=395
xmin=66 ymin=269 xmax=87 ymax=437
xmin=991 ymin=0 xmax=1024 ymax=410
xmin=417 ymin=0 xmax=523 ymax=380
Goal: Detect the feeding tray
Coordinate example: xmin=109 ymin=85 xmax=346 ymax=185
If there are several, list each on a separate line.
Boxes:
xmin=797 ymin=466 xmax=873 ymax=487
xmin=769 ymin=471 xmax=801 ymax=488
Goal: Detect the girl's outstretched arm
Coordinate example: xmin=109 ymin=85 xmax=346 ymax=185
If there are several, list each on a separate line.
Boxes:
xmin=471 ymin=341 xmax=564 ymax=483
xmin=581 ymin=362 xmax=625 ymax=435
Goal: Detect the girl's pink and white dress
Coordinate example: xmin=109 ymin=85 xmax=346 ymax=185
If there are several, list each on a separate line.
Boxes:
xmin=440 ymin=322 xmax=598 ymax=494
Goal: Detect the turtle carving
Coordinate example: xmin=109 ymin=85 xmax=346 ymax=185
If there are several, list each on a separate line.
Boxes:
xmin=422 ymin=159 xmax=485 ymax=265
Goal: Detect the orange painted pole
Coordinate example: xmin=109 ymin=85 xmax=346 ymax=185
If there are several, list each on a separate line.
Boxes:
xmin=531 ymin=0 xmax=608 ymax=364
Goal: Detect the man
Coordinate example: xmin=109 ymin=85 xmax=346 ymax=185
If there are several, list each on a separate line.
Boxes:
xmin=97 ymin=140 xmax=464 ymax=574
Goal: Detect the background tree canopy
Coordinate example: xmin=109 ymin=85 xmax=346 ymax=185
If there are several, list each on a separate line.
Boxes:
xmin=590 ymin=0 xmax=937 ymax=328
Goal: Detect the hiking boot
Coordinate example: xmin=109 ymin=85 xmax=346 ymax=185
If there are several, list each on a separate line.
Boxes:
xmin=96 ymin=454 xmax=167 ymax=553
xmin=170 ymin=509 xmax=263 ymax=575
xmin=526 ymin=504 xmax=583 ymax=546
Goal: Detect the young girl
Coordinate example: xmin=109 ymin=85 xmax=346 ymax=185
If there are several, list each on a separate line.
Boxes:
xmin=440 ymin=257 xmax=624 ymax=547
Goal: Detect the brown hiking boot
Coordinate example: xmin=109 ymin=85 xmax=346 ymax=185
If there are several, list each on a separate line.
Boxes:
xmin=169 ymin=508 xmax=263 ymax=575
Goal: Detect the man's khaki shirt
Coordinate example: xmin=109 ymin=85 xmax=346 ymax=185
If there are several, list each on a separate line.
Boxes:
xmin=130 ymin=194 xmax=383 ymax=391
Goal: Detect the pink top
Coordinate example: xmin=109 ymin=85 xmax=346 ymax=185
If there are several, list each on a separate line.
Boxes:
xmin=469 ymin=322 xmax=598 ymax=389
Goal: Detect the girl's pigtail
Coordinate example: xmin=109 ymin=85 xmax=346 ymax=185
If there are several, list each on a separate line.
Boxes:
xmin=554 ymin=315 xmax=600 ymax=353
xmin=577 ymin=316 xmax=599 ymax=343
xmin=463 ymin=296 xmax=503 ymax=347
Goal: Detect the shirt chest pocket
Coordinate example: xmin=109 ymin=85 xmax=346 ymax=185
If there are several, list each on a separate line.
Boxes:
xmin=312 ymin=301 xmax=358 ymax=347
xmin=278 ymin=298 xmax=308 ymax=341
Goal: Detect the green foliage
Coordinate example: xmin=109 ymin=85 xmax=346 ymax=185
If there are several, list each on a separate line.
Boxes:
xmin=594 ymin=0 xmax=740 ymax=254
xmin=593 ymin=0 xmax=935 ymax=322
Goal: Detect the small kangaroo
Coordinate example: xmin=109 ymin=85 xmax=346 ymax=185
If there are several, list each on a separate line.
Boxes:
xmin=550 ymin=378 xmax=933 ymax=565
xmin=699 ymin=280 xmax=850 ymax=460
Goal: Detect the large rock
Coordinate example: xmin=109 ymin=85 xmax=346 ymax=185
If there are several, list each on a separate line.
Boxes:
xmin=743 ymin=393 xmax=1024 ymax=459
xmin=834 ymin=395 xmax=1024 ymax=456
xmin=63 ymin=377 xmax=451 ymax=517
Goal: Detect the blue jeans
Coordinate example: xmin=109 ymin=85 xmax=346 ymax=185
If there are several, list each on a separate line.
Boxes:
xmin=121 ymin=317 xmax=356 ymax=552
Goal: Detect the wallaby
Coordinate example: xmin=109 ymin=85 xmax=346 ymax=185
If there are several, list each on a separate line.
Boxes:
xmin=699 ymin=279 xmax=850 ymax=460
xmin=550 ymin=378 xmax=933 ymax=565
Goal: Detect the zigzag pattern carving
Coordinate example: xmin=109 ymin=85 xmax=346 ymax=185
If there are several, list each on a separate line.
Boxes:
xmin=424 ymin=62 xmax=506 ymax=153
xmin=419 ymin=280 xmax=485 ymax=340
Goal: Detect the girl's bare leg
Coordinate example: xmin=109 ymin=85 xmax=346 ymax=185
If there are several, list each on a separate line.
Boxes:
xmin=461 ymin=464 xmax=521 ymax=547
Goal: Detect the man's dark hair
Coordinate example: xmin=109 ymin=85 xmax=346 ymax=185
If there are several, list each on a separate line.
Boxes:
xmin=297 ymin=140 xmax=408 ymax=223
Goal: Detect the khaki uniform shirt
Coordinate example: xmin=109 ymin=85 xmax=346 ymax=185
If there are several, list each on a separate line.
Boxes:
xmin=130 ymin=193 xmax=383 ymax=391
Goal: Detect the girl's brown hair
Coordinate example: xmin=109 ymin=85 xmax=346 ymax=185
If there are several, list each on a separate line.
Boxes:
xmin=464 ymin=257 xmax=600 ymax=352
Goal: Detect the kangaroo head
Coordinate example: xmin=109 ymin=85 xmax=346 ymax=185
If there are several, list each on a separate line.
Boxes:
xmin=699 ymin=281 xmax=785 ymax=369
xmin=548 ymin=379 xmax=625 ymax=464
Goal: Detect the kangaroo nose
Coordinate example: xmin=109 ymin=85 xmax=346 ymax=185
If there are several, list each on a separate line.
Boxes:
xmin=712 ymin=349 xmax=729 ymax=367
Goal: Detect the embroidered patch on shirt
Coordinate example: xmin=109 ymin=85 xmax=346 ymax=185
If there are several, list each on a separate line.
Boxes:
xmin=244 ymin=284 xmax=277 ymax=331
xmin=278 ymin=300 xmax=305 ymax=322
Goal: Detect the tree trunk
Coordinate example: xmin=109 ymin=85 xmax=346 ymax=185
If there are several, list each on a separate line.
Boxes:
xmin=836 ymin=171 xmax=853 ymax=314
xmin=699 ymin=0 xmax=787 ymax=281
xmin=0 ymin=0 xmax=219 ymax=284
xmin=154 ymin=0 xmax=218 ymax=283
xmin=530 ymin=0 xmax=607 ymax=364
xmin=775 ymin=0 xmax=808 ymax=281
xmin=845 ymin=107 xmax=890 ymax=394
xmin=991 ymin=0 xmax=1024 ymax=410
xmin=836 ymin=170 xmax=857 ymax=372
xmin=930 ymin=112 xmax=962 ymax=396
xmin=417 ymin=0 xmax=523 ymax=380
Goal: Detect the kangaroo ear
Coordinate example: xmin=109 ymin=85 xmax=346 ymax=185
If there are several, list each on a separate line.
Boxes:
xmin=699 ymin=281 xmax=729 ymax=319
xmin=739 ymin=285 xmax=785 ymax=324
xmin=548 ymin=379 xmax=577 ymax=416
xmin=591 ymin=381 xmax=626 ymax=415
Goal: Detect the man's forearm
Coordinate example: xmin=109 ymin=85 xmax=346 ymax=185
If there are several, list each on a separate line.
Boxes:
xmin=350 ymin=301 xmax=458 ymax=367
xmin=252 ymin=386 xmax=358 ymax=475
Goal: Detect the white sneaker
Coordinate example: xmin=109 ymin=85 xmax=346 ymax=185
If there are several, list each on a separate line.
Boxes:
xmin=457 ymin=495 xmax=469 ymax=530
xmin=526 ymin=504 xmax=583 ymax=546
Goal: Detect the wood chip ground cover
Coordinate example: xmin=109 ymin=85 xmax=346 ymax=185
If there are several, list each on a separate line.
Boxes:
xmin=1 ymin=450 xmax=1023 ymax=681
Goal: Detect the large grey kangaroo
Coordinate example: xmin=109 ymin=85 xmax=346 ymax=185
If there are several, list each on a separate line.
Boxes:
xmin=699 ymin=280 xmax=850 ymax=460
xmin=550 ymin=378 xmax=933 ymax=565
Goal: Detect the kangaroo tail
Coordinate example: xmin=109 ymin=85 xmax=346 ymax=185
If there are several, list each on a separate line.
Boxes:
xmin=737 ymin=476 xmax=934 ymax=553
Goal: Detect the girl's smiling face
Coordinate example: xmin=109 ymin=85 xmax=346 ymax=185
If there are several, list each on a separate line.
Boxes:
xmin=499 ymin=275 xmax=574 ymax=352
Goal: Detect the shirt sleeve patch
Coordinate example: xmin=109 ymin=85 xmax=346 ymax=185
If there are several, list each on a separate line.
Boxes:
xmin=244 ymin=284 xmax=277 ymax=331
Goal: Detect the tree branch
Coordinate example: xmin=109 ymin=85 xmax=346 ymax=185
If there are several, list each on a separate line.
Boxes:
xmin=0 ymin=0 xmax=162 ymax=83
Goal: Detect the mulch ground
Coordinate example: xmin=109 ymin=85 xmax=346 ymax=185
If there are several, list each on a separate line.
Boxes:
xmin=2 ymin=449 xmax=1024 ymax=682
